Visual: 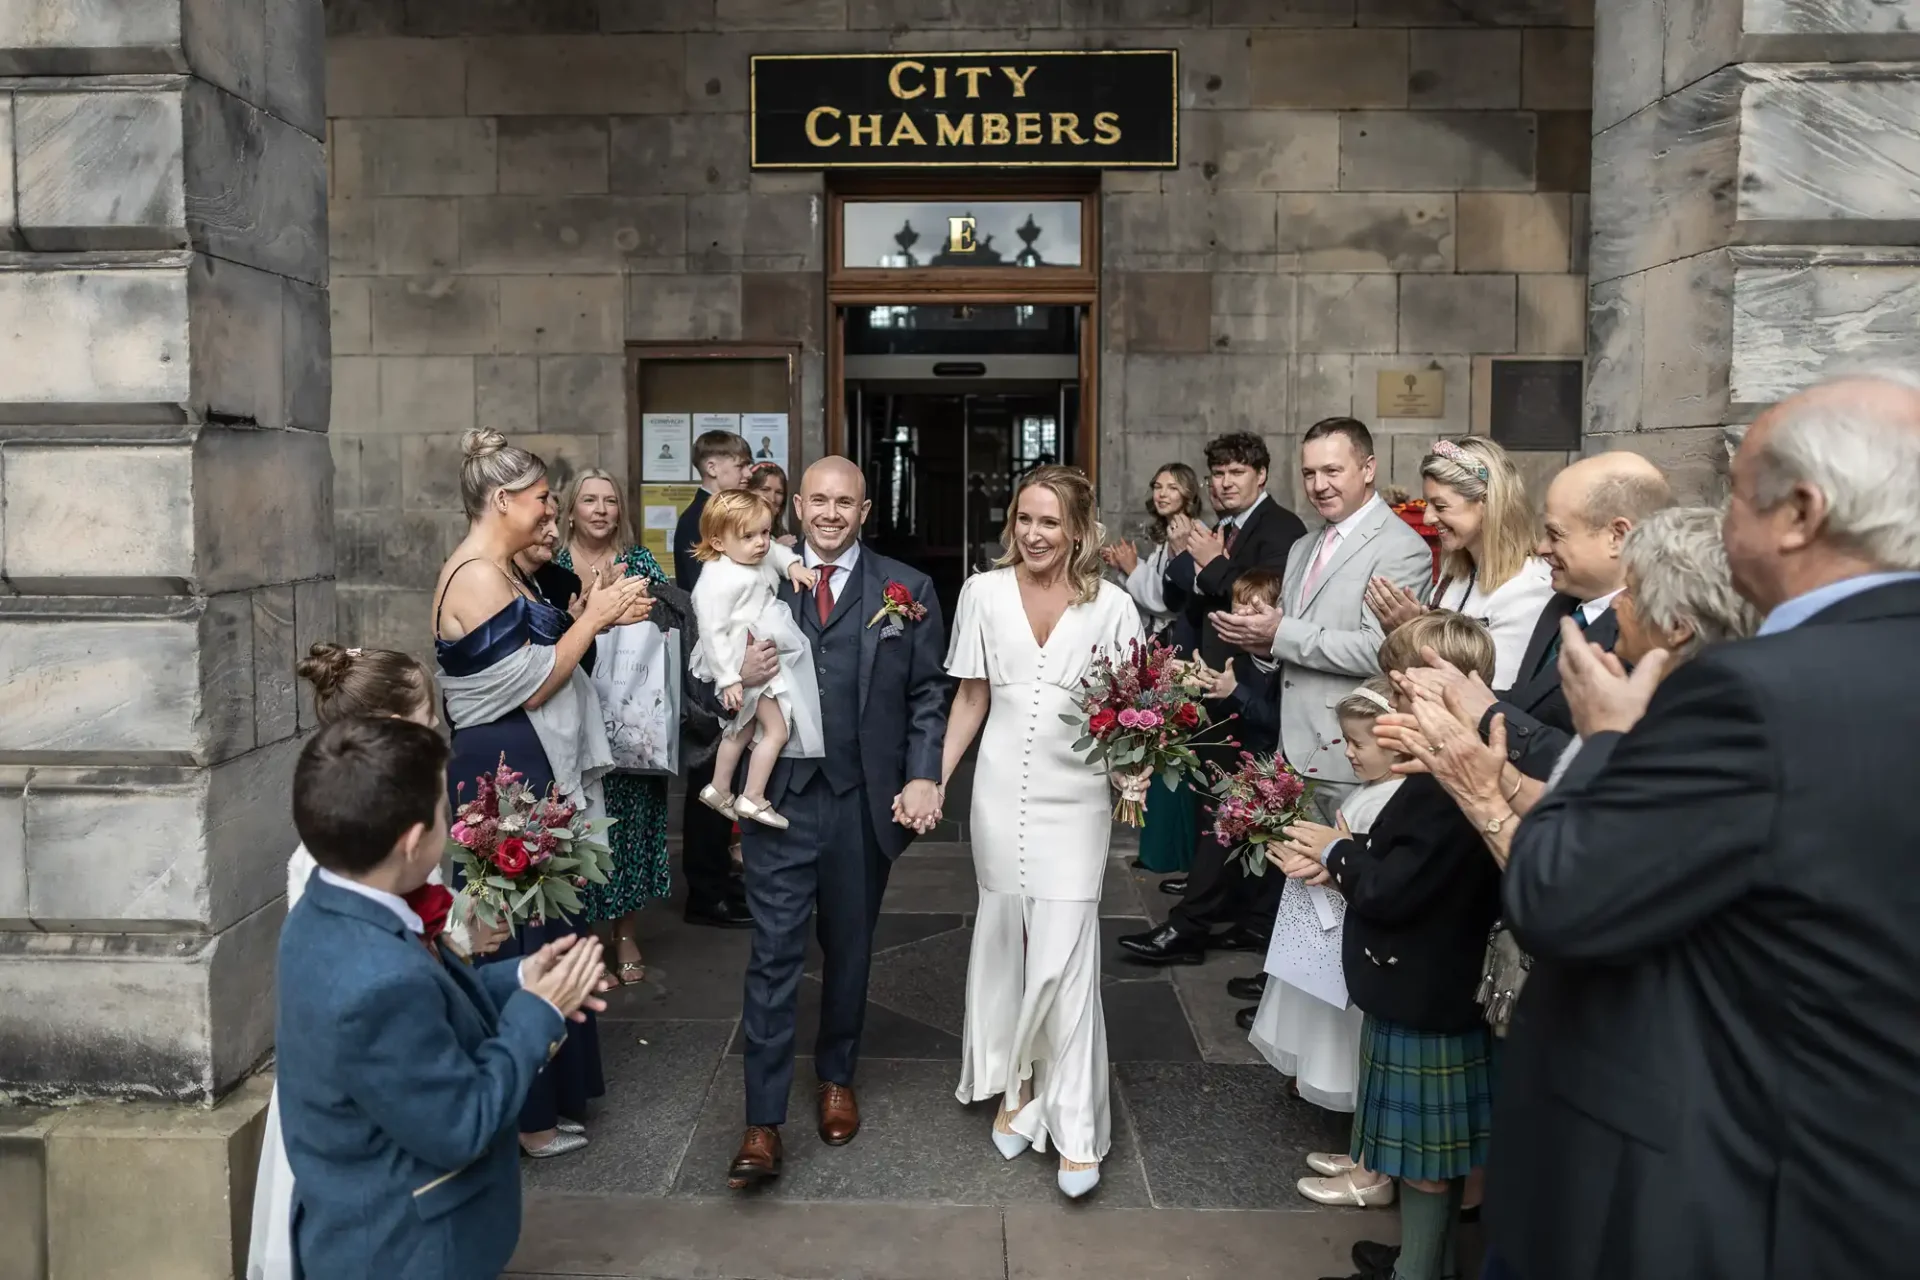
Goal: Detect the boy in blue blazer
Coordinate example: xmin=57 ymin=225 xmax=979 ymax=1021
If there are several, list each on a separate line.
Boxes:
xmin=276 ymin=718 xmax=608 ymax=1280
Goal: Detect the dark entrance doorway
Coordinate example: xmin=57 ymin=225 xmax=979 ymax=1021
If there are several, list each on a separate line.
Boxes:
xmin=843 ymin=303 xmax=1082 ymax=619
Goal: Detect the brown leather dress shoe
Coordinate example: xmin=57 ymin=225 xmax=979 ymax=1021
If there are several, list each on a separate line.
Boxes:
xmin=726 ymin=1125 xmax=782 ymax=1189
xmin=817 ymin=1082 xmax=860 ymax=1146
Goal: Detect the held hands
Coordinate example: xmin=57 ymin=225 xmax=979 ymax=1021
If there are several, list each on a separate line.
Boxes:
xmin=520 ymin=934 xmax=609 ymax=1023
xmin=891 ymin=779 xmax=944 ymax=834
xmin=1560 ymin=620 xmax=1669 ymax=737
xmin=1207 ymin=602 xmax=1282 ymax=654
xmin=786 ymin=562 xmax=818 ymax=592
xmin=1364 ymin=576 xmax=1427 ymax=632
xmin=720 ymin=682 xmax=745 ymax=713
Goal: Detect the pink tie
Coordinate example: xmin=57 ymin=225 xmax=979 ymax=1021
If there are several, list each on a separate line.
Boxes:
xmin=1298 ymin=527 xmax=1340 ymax=603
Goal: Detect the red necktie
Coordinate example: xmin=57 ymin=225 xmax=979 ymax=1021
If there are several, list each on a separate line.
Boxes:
xmin=1223 ymin=521 xmax=1240 ymax=555
xmin=815 ymin=564 xmax=836 ymax=625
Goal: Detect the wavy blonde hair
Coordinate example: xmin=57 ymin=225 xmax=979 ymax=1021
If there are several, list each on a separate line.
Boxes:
xmin=1421 ymin=437 xmax=1536 ymax=593
xmin=994 ymin=465 xmax=1106 ymax=604
xmin=557 ymin=467 xmax=636 ymax=554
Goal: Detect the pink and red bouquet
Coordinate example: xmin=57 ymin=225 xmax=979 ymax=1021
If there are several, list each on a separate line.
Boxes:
xmin=1209 ymin=752 xmax=1315 ymax=876
xmin=447 ymin=755 xmax=616 ymax=931
xmin=1065 ymin=638 xmax=1229 ymax=827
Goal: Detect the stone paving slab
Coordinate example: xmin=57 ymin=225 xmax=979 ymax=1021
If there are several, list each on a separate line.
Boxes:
xmin=1002 ymin=1203 xmax=1395 ymax=1280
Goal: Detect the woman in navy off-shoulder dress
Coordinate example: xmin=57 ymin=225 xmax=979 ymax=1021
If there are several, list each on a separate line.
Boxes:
xmin=432 ymin=429 xmax=654 ymax=1158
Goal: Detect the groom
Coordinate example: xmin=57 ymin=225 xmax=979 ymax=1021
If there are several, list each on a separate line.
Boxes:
xmin=696 ymin=456 xmax=950 ymax=1188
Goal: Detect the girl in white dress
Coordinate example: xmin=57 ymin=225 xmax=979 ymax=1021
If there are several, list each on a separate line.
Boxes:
xmin=247 ymin=644 xmax=504 ymax=1280
xmin=1364 ymin=437 xmax=1555 ymax=689
xmin=687 ymin=489 xmax=825 ymax=830
xmin=940 ymin=466 xmax=1145 ymax=1200
xmin=1247 ymin=676 xmax=1404 ymax=1208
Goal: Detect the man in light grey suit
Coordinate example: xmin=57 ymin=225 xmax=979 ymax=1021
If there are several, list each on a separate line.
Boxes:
xmin=1120 ymin=418 xmax=1432 ymax=967
xmin=1211 ymin=418 xmax=1434 ymax=820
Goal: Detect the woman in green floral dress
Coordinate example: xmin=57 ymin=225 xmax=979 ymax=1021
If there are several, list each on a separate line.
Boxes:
xmin=556 ymin=469 xmax=675 ymax=983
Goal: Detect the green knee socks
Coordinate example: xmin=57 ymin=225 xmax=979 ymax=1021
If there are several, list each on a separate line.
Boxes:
xmin=1392 ymin=1179 xmax=1465 ymax=1280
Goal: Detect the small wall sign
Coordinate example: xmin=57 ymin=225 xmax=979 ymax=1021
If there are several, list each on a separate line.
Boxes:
xmin=1377 ymin=369 xmax=1447 ymax=419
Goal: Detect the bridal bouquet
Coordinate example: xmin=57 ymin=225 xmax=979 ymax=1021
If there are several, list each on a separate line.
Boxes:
xmin=1208 ymin=752 xmax=1315 ymax=876
xmin=447 ymin=756 xmax=616 ymax=931
xmin=1064 ymin=638 xmax=1228 ymax=826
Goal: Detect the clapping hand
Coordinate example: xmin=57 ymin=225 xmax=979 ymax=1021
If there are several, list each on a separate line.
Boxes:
xmin=1102 ymin=538 xmax=1141 ymax=577
xmin=1207 ymin=602 xmax=1282 ymax=654
xmin=786 ymin=561 xmax=818 ymax=591
xmin=1187 ymin=521 xmax=1227 ymax=569
xmin=1165 ymin=513 xmax=1197 ymax=556
xmin=581 ymin=569 xmax=651 ymax=632
xmin=1560 ymin=620 xmax=1668 ymax=737
xmin=521 ymin=934 xmax=609 ymax=1024
xmin=1396 ymin=646 xmax=1498 ymax=725
xmin=892 ymin=779 xmax=944 ymax=834
xmin=1364 ymin=576 xmax=1427 ymax=632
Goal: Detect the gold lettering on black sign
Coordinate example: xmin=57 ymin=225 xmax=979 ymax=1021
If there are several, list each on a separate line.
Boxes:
xmin=752 ymin=50 xmax=1177 ymax=170
xmin=947 ymin=215 xmax=977 ymax=253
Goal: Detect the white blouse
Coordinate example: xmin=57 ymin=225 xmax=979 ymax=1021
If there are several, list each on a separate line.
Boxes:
xmin=1122 ymin=541 xmax=1175 ymax=633
xmin=1428 ymin=556 xmax=1557 ymax=690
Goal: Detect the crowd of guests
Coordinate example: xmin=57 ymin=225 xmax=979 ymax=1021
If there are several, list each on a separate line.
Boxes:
xmin=1103 ymin=374 xmax=1920 ymax=1280
xmin=252 ymin=368 xmax=1920 ymax=1280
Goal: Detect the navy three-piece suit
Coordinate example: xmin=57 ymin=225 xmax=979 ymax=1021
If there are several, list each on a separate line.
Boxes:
xmin=276 ymin=874 xmax=566 ymax=1279
xmin=693 ymin=544 xmax=950 ymax=1124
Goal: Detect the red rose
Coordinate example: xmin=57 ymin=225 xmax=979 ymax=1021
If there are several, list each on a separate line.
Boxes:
xmin=1089 ymin=707 xmax=1118 ymax=737
xmin=1173 ymin=702 xmax=1200 ymax=730
xmin=404 ymin=883 xmax=454 ymax=941
xmin=492 ymin=837 xmax=530 ymax=876
xmin=885 ymin=581 xmax=913 ymax=607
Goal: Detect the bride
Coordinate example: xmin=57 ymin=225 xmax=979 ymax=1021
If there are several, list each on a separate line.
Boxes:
xmin=940 ymin=465 xmax=1144 ymax=1198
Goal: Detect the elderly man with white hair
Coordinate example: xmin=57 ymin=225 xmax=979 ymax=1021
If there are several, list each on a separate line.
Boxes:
xmin=1460 ymin=372 xmax=1920 ymax=1280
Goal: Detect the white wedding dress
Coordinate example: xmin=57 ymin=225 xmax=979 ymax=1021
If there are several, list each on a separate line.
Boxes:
xmin=946 ymin=569 xmax=1143 ymax=1164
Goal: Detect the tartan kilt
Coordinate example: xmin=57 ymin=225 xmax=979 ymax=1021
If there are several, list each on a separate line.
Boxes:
xmin=1348 ymin=1014 xmax=1494 ymax=1181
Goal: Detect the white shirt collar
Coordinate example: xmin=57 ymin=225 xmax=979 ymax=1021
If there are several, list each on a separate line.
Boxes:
xmin=1219 ymin=492 xmax=1269 ymax=530
xmin=316 ymin=867 xmax=424 ymax=934
xmin=803 ymin=540 xmax=861 ymax=574
xmin=1325 ymin=492 xmax=1384 ymax=541
xmin=1580 ymin=588 xmax=1623 ymax=624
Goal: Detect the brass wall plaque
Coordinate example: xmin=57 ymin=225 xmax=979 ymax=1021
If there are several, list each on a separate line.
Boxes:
xmin=1377 ymin=369 xmax=1446 ymax=419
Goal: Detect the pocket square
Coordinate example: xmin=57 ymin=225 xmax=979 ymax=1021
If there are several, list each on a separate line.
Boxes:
xmin=881 ymin=618 xmax=905 ymax=639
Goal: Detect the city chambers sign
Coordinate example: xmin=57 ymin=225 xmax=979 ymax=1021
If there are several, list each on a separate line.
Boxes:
xmin=749 ymin=50 xmax=1178 ymax=169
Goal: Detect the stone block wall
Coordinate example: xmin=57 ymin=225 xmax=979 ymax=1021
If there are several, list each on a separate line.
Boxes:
xmin=0 ymin=1 xmax=330 ymax=1101
xmin=326 ymin=0 xmax=1592 ymax=652
xmin=1586 ymin=0 xmax=1920 ymax=496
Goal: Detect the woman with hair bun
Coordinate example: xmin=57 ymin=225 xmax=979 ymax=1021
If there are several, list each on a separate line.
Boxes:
xmin=937 ymin=465 xmax=1145 ymax=1200
xmin=247 ymin=643 xmax=506 ymax=1280
xmin=430 ymin=429 xmax=653 ymax=1159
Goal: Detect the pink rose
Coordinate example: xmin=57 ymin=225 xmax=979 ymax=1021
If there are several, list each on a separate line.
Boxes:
xmin=1117 ymin=708 xmax=1142 ymax=729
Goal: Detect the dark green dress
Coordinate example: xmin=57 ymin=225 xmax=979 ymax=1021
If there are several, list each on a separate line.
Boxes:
xmin=557 ymin=545 xmax=674 ymax=918
xmin=1135 ymin=773 xmax=1197 ymax=873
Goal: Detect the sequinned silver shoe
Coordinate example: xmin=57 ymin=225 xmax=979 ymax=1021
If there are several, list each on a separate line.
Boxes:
xmin=521 ymin=1131 xmax=589 ymax=1159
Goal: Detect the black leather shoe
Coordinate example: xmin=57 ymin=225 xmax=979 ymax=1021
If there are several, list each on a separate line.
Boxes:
xmin=1117 ymin=923 xmax=1208 ymax=965
xmin=1215 ymin=926 xmax=1267 ymax=952
xmin=1227 ymin=973 xmax=1267 ymax=1001
xmin=1351 ymin=1241 xmax=1399 ymax=1276
xmin=685 ymin=899 xmax=753 ymax=928
xmin=1234 ymin=1005 xmax=1257 ymax=1031
xmin=1157 ymin=876 xmax=1188 ymax=896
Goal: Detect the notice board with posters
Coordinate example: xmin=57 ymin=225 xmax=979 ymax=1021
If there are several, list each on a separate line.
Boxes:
xmin=750 ymin=50 xmax=1179 ymax=169
xmin=627 ymin=343 xmax=802 ymax=582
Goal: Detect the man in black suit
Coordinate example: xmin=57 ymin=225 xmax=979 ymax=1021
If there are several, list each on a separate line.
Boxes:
xmin=691 ymin=457 xmax=951 ymax=1189
xmin=672 ymin=428 xmax=755 ymax=928
xmin=1480 ymin=373 xmax=1920 ymax=1280
xmin=1410 ymin=451 xmax=1671 ymax=780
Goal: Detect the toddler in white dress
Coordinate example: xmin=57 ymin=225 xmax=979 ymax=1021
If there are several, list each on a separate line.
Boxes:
xmin=688 ymin=489 xmax=826 ymax=830
xmin=1249 ymin=676 xmax=1404 ymax=1204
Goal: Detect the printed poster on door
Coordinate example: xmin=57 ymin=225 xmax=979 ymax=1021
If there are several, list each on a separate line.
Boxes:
xmin=742 ymin=413 xmax=790 ymax=470
xmin=642 ymin=413 xmax=693 ymax=482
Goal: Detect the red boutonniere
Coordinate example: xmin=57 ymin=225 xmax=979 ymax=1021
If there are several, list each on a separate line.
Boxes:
xmin=867 ymin=580 xmax=929 ymax=629
xmin=404 ymin=882 xmax=455 ymax=942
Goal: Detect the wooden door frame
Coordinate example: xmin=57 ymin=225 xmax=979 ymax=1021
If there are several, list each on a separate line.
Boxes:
xmin=825 ymin=173 xmax=1102 ymax=483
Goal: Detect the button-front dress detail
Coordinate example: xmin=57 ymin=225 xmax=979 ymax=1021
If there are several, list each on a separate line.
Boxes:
xmin=945 ymin=569 xmax=1144 ymax=1164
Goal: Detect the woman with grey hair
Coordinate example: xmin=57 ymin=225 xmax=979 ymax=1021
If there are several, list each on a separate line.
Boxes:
xmin=1379 ymin=506 xmax=1760 ymax=860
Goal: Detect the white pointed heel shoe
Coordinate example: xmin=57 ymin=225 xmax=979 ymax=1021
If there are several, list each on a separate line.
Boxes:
xmin=733 ymin=796 xmax=789 ymax=830
xmin=991 ymin=1111 xmax=1031 ymax=1159
xmin=1305 ymin=1151 xmax=1357 ymax=1176
xmin=1057 ymin=1160 xmax=1100 ymax=1199
xmin=697 ymin=784 xmax=737 ymax=820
